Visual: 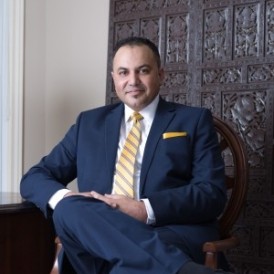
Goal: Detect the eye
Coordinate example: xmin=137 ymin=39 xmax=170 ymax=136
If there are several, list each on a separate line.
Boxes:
xmin=139 ymin=67 xmax=150 ymax=74
xmin=118 ymin=70 xmax=128 ymax=76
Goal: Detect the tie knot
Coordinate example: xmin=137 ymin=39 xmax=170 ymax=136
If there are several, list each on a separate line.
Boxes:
xmin=131 ymin=112 xmax=143 ymax=123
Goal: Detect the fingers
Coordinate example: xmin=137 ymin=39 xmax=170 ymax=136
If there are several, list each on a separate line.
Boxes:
xmin=64 ymin=191 xmax=93 ymax=198
xmin=90 ymin=191 xmax=108 ymax=201
xmin=90 ymin=191 xmax=118 ymax=208
xmin=104 ymin=194 xmax=120 ymax=199
xmin=90 ymin=191 xmax=101 ymax=199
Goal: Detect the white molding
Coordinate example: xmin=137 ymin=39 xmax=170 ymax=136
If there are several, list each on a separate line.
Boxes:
xmin=0 ymin=0 xmax=24 ymax=192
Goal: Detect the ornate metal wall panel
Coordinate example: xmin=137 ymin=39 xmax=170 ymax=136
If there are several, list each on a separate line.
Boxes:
xmin=106 ymin=0 xmax=274 ymax=272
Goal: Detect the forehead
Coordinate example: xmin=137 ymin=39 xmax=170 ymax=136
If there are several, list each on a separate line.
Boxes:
xmin=113 ymin=45 xmax=156 ymax=68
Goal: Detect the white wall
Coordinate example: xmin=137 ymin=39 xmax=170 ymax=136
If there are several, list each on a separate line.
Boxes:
xmin=24 ymin=0 xmax=46 ymax=171
xmin=24 ymin=0 xmax=110 ymax=172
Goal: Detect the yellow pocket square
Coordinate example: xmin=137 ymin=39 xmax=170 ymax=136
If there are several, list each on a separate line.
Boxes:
xmin=162 ymin=132 xmax=187 ymax=139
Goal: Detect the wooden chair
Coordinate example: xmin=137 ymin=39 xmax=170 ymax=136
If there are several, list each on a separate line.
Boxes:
xmin=50 ymin=238 xmax=62 ymax=274
xmin=50 ymin=116 xmax=249 ymax=273
xmin=203 ymin=116 xmax=248 ymax=269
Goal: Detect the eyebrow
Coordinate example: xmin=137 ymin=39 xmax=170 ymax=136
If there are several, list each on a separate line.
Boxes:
xmin=116 ymin=64 xmax=152 ymax=71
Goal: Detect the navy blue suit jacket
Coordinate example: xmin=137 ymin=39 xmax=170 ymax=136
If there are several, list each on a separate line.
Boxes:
xmin=20 ymin=98 xmax=226 ymax=262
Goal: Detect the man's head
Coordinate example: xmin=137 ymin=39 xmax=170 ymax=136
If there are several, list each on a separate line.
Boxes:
xmin=111 ymin=37 xmax=164 ymax=112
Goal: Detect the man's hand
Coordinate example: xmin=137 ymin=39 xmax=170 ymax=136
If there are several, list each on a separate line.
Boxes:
xmin=90 ymin=191 xmax=147 ymax=223
xmin=63 ymin=191 xmax=93 ymax=198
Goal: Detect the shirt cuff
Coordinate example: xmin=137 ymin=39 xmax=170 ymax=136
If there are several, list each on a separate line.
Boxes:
xmin=48 ymin=189 xmax=72 ymax=209
xmin=141 ymin=198 xmax=156 ymax=225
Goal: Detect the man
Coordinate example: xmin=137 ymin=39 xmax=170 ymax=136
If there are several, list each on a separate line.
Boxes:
xmin=20 ymin=37 xmax=233 ymax=274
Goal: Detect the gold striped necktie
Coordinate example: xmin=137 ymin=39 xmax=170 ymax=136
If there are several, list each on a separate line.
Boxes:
xmin=113 ymin=112 xmax=143 ymax=198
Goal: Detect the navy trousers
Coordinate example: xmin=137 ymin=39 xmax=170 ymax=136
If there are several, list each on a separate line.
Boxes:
xmin=53 ymin=196 xmax=196 ymax=274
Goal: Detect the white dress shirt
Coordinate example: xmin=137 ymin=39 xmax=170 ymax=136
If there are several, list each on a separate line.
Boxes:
xmin=49 ymin=95 xmax=159 ymax=225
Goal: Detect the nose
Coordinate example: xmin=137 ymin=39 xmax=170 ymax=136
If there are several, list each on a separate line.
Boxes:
xmin=128 ymin=72 xmax=140 ymax=85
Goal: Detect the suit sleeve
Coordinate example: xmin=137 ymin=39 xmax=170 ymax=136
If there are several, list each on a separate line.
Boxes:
xmin=20 ymin=114 xmax=81 ymax=217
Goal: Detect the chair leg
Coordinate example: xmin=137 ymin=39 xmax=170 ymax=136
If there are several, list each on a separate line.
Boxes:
xmin=204 ymin=251 xmax=217 ymax=270
xmin=50 ymin=237 xmax=62 ymax=274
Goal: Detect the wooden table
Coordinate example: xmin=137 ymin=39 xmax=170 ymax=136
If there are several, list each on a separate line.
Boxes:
xmin=0 ymin=192 xmax=55 ymax=274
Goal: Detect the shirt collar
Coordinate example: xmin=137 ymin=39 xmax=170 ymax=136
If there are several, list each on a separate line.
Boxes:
xmin=124 ymin=95 xmax=159 ymax=123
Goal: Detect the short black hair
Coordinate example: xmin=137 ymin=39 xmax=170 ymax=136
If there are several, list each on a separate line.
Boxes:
xmin=113 ymin=37 xmax=161 ymax=67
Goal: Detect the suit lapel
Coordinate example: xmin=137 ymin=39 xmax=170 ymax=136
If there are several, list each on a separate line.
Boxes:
xmin=105 ymin=103 xmax=124 ymax=188
xmin=140 ymin=99 xmax=176 ymax=191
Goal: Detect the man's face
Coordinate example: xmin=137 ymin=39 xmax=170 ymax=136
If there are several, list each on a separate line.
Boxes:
xmin=111 ymin=45 xmax=164 ymax=111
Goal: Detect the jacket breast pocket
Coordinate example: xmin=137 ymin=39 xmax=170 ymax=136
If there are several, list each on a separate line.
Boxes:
xmin=159 ymin=134 xmax=191 ymax=160
xmin=153 ymin=135 xmax=192 ymax=178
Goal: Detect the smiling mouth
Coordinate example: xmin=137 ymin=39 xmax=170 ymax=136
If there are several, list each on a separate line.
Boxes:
xmin=126 ymin=89 xmax=144 ymax=94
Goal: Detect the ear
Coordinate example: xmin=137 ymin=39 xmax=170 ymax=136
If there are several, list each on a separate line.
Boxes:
xmin=158 ymin=68 xmax=165 ymax=84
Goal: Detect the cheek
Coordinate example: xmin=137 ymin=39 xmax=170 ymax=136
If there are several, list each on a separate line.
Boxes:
xmin=145 ymin=74 xmax=162 ymax=89
xmin=147 ymin=80 xmax=161 ymax=92
xmin=113 ymin=79 xmax=125 ymax=92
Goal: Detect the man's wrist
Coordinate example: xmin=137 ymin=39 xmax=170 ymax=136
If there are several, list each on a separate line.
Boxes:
xmin=48 ymin=189 xmax=72 ymax=209
xmin=141 ymin=198 xmax=156 ymax=225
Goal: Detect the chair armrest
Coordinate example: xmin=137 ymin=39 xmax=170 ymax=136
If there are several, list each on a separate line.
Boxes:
xmin=203 ymin=235 xmax=239 ymax=253
xmin=203 ymin=235 xmax=239 ymax=269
